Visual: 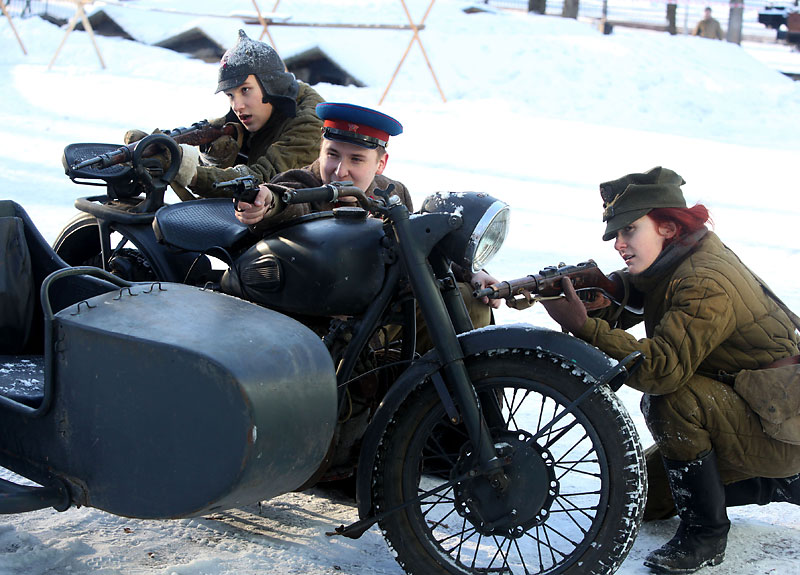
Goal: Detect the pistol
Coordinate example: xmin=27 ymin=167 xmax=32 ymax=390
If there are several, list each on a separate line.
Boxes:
xmin=212 ymin=176 xmax=260 ymax=210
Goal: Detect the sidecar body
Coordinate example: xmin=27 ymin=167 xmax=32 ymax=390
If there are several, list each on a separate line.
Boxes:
xmin=0 ymin=200 xmax=337 ymax=519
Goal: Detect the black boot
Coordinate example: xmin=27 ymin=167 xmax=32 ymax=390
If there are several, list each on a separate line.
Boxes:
xmin=725 ymin=473 xmax=800 ymax=507
xmin=643 ymin=450 xmax=730 ymax=574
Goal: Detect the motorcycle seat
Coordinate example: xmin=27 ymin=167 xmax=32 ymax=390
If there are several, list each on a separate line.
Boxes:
xmin=153 ymin=199 xmax=251 ymax=252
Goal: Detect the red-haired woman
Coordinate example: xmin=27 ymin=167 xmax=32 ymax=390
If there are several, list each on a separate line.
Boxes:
xmin=541 ymin=167 xmax=800 ymax=574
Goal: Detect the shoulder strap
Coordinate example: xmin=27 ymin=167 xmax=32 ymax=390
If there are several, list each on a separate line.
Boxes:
xmin=720 ymin=240 xmax=800 ymax=332
xmin=756 ymin=277 xmax=800 ymax=332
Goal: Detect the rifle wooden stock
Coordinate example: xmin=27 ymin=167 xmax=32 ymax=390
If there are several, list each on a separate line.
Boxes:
xmin=475 ymin=260 xmax=628 ymax=309
xmin=72 ymin=121 xmax=241 ymax=170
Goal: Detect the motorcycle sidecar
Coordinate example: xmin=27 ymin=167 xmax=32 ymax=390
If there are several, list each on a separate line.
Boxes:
xmin=0 ymin=201 xmax=337 ymax=519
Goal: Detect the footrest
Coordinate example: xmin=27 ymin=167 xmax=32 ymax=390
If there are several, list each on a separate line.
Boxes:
xmin=0 ymin=475 xmax=69 ymax=514
xmin=0 ymin=356 xmax=45 ymax=409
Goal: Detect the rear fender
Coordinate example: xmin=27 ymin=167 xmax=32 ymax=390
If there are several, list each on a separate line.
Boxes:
xmin=112 ymin=222 xmax=205 ymax=283
xmin=55 ymin=212 xmax=204 ymax=283
xmin=355 ymin=323 xmax=619 ymax=519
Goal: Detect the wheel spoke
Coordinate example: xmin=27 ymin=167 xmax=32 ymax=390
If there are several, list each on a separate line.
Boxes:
xmin=374 ymin=357 xmax=644 ymax=575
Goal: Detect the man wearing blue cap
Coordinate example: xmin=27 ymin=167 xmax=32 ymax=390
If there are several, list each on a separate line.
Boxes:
xmin=235 ymin=101 xmax=412 ymax=227
xmin=236 ymin=102 xmax=499 ymax=351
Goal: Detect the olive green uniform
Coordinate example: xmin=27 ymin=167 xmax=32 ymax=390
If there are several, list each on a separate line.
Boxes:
xmin=193 ymin=83 xmax=325 ymax=195
xmin=693 ymin=17 xmax=723 ymax=40
xmin=576 ymin=231 xmax=800 ymax=484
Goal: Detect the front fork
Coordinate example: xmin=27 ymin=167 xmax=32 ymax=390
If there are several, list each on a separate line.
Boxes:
xmin=390 ymin=208 xmax=509 ymax=486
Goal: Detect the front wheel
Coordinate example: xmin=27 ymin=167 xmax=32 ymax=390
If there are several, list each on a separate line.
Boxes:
xmin=372 ymin=350 xmax=645 ymax=575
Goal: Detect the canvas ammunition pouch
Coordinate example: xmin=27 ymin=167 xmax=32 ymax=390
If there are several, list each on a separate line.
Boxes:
xmin=735 ymin=357 xmax=800 ymax=445
xmin=0 ymin=214 xmax=34 ymax=353
xmin=723 ymin=254 xmax=800 ymax=445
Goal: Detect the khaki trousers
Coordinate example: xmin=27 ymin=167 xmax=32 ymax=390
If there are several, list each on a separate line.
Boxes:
xmin=641 ymin=373 xmax=800 ymax=519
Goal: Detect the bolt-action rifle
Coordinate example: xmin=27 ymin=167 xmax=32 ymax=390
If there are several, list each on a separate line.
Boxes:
xmin=71 ymin=120 xmax=241 ymax=170
xmin=474 ymin=259 xmax=642 ymax=312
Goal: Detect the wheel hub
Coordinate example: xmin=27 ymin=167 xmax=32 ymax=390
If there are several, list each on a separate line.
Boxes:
xmin=453 ymin=430 xmax=557 ymax=537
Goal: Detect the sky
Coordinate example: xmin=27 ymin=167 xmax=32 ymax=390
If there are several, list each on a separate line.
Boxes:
xmin=1 ymin=1 xmax=800 ymax=574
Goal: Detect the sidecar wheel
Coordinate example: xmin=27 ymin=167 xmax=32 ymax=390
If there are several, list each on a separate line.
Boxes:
xmin=372 ymin=351 xmax=645 ymax=575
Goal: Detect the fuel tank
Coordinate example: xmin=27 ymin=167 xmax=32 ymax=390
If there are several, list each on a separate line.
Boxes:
xmin=0 ymin=283 xmax=337 ymax=519
xmin=221 ymin=208 xmax=388 ymax=317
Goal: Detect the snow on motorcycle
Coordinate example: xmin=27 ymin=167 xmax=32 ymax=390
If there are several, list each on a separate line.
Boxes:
xmin=0 ymin=133 xmax=647 ymax=575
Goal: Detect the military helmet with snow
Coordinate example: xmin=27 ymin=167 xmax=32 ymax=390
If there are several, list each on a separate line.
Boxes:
xmin=216 ymin=30 xmax=299 ymax=118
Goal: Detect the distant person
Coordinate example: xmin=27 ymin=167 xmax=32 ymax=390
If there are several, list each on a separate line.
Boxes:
xmin=125 ymin=29 xmax=324 ymax=199
xmin=693 ymin=7 xmax=724 ymax=40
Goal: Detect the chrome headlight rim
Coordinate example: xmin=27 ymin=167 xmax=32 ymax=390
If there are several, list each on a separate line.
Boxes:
xmin=465 ymin=200 xmax=510 ymax=273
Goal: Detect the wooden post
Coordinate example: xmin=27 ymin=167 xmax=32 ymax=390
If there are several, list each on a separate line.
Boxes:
xmin=666 ymin=3 xmax=678 ymax=35
xmin=48 ymin=0 xmax=106 ymax=70
xmin=562 ymin=0 xmax=579 ymax=19
xmin=380 ymin=0 xmax=445 ymax=105
xmin=1 ymin=0 xmax=27 ymax=54
xmin=252 ymin=0 xmax=281 ymax=49
xmin=528 ymin=0 xmax=546 ymax=14
xmin=726 ymin=0 xmax=744 ymax=45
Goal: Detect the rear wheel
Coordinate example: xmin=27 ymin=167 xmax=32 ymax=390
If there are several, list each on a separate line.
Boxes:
xmin=53 ymin=213 xmax=103 ymax=268
xmin=54 ymin=214 xmax=156 ymax=282
xmin=372 ymin=350 xmax=645 ymax=575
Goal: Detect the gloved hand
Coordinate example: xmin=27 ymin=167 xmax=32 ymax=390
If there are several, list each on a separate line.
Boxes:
xmin=200 ymin=135 xmax=240 ymax=168
xmin=145 ymin=143 xmax=200 ymax=188
xmin=174 ymin=144 xmax=200 ymax=187
xmin=123 ymin=129 xmax=151 ymax=145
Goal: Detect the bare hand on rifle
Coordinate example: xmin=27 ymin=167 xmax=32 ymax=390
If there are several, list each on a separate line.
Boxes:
xmin=539 ymin=277 xmax=590 ymax=334
xmin=471 ymin=270 xmax=503 ymax=309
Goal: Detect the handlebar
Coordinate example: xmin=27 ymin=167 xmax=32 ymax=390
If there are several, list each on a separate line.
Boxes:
xmin=280 ymin=182 xmax=400 ymax=218
xmin=282 ymin=181 xmax=364 ymax=205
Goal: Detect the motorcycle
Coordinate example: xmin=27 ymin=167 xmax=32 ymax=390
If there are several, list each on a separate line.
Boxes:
xmin=0 ymin=134 xmax=647 ymax=575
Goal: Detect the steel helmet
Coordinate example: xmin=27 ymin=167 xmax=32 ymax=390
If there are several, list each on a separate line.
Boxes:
xmin=216 ymin=30 xmax=299 ymax=117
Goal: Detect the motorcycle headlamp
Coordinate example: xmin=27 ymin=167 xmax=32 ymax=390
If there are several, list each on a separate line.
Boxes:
xmin=420 ymin=192 xmax=510 ymax=273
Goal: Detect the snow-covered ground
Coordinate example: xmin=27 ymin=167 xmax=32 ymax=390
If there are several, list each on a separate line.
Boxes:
xmin=2 ymin=1 xmax=800 ymax=573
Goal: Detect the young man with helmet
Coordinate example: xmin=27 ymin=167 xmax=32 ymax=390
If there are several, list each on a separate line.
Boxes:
xmin=125 ymin=29 xmax=324 ymax=198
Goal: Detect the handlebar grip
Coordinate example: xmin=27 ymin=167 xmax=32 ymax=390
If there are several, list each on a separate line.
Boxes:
xmin=282 ymin=185 xmax=337 ymax=205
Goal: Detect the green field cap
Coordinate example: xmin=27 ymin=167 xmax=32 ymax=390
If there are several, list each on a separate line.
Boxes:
xmin=600 ymin=167 xmax=686 ymax=241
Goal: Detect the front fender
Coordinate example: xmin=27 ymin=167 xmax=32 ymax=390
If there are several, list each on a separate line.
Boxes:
xmin=355 ymin=323 xmax=619 ymax=519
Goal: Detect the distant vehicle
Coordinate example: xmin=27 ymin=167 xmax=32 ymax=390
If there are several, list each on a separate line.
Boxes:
xmin=758 ymin=2 xmax=800 ymax=46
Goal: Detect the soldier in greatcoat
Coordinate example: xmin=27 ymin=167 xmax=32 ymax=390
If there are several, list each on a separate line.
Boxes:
xmin=539 ymin=167 xmax=800 ymax=574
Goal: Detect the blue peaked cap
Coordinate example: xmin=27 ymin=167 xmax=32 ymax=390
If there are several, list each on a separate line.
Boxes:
xmin=316 ymin=102 xmax=403 ymax=149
